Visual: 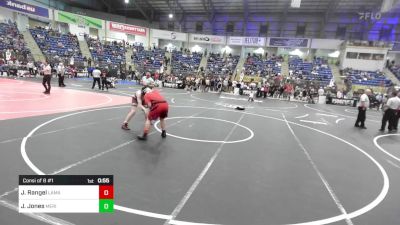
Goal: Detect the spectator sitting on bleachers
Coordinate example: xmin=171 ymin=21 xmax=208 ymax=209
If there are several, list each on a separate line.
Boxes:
xmin=171 ymin=50 xmax=202 ymax=76
xmin=343 ymin=68 xmax=392 ymax=87
xmin=0 ymin=22 xmax=31 ymax=62
xmin=30 ymin=27 xmax=83 ymax=67
xmin=86 ymin=37 xmax=126 ymax=68
xmin=133 ymin=47 xmax=165 ymax=74
xmin=389 ymin=64 xmax=400 ymax=81
xmin=207 ymin=53 xmax=239 ymax=77
xmin=288 ymin=56 xmax=334 ymax=87
xmin=244 ymin=53 xmax=282 ymax=77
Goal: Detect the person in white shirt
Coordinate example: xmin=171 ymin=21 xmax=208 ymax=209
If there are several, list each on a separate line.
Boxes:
xmin=318 ymin=87 xmax=325 ymax=96
xmin=337 ymin=90 xmax=343 ymax=99
xmin=69 ymin=56 xmax=74 ymax=66
xmin=42 ymin=61 xmax=52 ymax=94
xmin=142 ymin=72 xmax=154 ymax=86
xmin=91 ymin=67 xmax=101 ymax=89
xmin=393 ymin=92 xmax=400 ymax=131
xmin=380 ymin=91 xmax=400 ymax=132
xmin=355 ymin=89 xmax=371 ymax=129
xmin=27 ymin=61 xmax=34 ymax=76
xmin=248 ymin=89 xmax=255 ymax=102
xmin=5 ymin=49 xmax=11 ymax=62
xmin=57 ymin=63 xmax=66 ymax=87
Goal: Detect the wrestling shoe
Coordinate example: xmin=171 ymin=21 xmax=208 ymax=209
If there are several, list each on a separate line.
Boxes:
xmin=121 ymin=123 xmax=130 ymax=130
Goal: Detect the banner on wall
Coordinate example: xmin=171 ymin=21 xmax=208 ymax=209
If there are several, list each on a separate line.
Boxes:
xmin=151 ymin=29 xmax=187 ymax=41
xmin=268 ymin=37 xmax=309 ymax=48
xmin=228 ymin=36 xmax=266 ymax=46
xmin=55 ymin=10 xmax=104 ymax=29
xmin=0 ymin=0 xmax=49 ymax=18
xmin=109 ymin=22 xmax=147 ymax=36
xmin=189 ymin=34 xmax=225 ymax=45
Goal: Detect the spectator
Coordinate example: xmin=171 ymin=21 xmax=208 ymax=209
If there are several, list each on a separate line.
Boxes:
xmin=318 ymin=87 xmax=325 ymax=96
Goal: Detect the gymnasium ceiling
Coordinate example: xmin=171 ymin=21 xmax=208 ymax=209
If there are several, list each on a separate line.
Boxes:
xmin=62 ymin=0 xmax=400 ymax=22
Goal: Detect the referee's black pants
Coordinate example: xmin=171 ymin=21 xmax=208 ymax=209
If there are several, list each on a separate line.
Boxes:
xmin=42 ymin=75 xmax=51 ymax=93
xmin=355 ymin=107 xmax=366 ymax=127
xmin=380 ymin=109 xmax=394 ymax=131
xmin=58 ymin=74 xmax=65 ymax=87
xmin=92 ymin=77 xmax=101 ymax=89
xmin=391 ymin=110 xmax=399 ymax=131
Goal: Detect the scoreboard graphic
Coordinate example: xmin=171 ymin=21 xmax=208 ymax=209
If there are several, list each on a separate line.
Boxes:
xmin=19 ymin=175 xmax=114 ymax=213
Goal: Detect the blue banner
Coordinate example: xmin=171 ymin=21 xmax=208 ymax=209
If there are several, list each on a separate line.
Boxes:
xmin=269 ymin=37 xmax=309 ymax=48
xmin=0 ymin=0 xmax=49 ymax=18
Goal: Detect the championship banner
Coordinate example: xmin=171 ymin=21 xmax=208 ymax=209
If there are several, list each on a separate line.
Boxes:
xmin=189 ymin=34 xmax=225 ymax=45
xmin=151 ymin=29 xmax=187 ymax=41
xmin=0 ymin=0 xmax=49 ymax=18
xmin=109 ymin=22 xmax=147 ymax=36
xmin=268 ymin=37 xmax=309 ymax=48
xmin=228 ymin=36 xmax=266 ymax=46
xmin=55 ymin=10 xmax=104 ymax=29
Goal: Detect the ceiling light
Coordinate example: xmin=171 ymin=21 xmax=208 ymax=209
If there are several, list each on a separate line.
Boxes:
xmin=289 ymin=49 xmax=303 ymax=56
xmin=221 ymin=46 xmax=232 ymax=54
xmin=191 ymin=45 xmax=202 ymax=53
xmin=253 ymin=48 xmax=265 ymax=54
xmin=328 ymin=50 xmax=340 ymax=58
xmin=169 ymin=13 xmax=173 ymax=19
xmin=291 ymin=0 xmax=301 ymax=8
xmin=124 ymin=0 xmax=129 ymax=4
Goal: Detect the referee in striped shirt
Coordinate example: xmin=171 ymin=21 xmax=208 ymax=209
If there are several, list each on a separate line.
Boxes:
xmin=42 ymin=61 xmax=52 ymax=94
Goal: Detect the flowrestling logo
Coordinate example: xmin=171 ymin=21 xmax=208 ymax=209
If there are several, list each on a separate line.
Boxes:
xmin=109 ymin=22 xmax=146 ymax=36
xmin=0 ymin=0 xmax=49 ymax=17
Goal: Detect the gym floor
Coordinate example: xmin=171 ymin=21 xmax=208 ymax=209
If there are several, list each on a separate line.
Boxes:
xmin=0 ymin=77 xmax=399 ymax=225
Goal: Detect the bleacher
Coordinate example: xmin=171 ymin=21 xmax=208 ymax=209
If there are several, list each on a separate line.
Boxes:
xmin=0 ymin=22 xmax=31 ymax=61
xmin=344 ymin=68 xmax=392 ymax=87
xmin=289 ymin=56 xmax=312 ymax=75
xmin=133 ymin=48 xmax=165 ymax=73
xmin=171 ymin=51 xmax=202 ymax=76
xmin=389 ymin=65 xmax=400 ymax=81
xmin=86 ymin=37 xmax=126 ymax=67
xmin=244 ymin=55 xmax=281 ymax=76
xmin=289 ymin=57 xmax=333 ymax=87
xmin=30 ymin=28 xmax=83 ymax=65
xmin=207 ymin=53 xmax=240 ymax=77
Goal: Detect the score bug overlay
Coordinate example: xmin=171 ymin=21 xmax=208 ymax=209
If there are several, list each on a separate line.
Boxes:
xmin=18 ymin=175 xmax=114 ymax=213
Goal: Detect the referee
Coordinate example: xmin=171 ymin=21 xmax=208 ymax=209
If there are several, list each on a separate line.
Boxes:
xmin=355 ymin=89 xmax=371 ymax=129
xmin=394 ymin=92 xmax=400 ymax=131
xmin=91 ymin=67 xmax=101 ymax=90
xmin=381 ymin=91 xmax=400 ymax=132
xmin=42 ymin=61 xmax=52 ymax=94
